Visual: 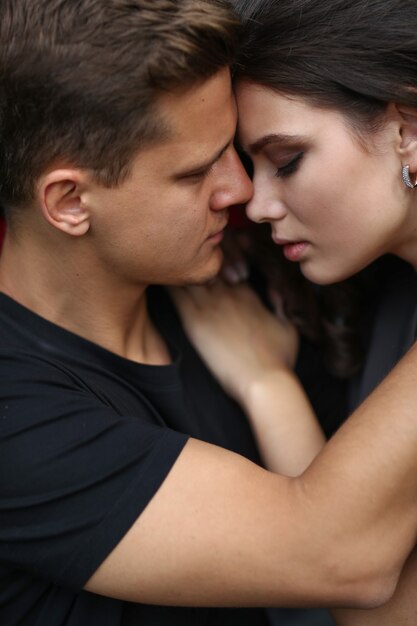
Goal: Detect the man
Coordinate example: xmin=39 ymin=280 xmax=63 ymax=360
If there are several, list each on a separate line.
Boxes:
xmin=1 ymin=2 xmax=417 ymax=625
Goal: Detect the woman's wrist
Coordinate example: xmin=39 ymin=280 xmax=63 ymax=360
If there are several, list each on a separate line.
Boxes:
xmin=239 ymin=367 xmax=298 ymax=416
xmin=241 ymin=369 xmax=325 ymax=475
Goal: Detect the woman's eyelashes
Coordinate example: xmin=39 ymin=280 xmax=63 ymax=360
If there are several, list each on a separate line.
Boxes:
xmin=275 ymin=152 xmax=304 ymax=178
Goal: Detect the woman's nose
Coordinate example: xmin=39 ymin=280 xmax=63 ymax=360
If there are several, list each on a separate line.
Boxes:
xmin=245 ymin=181 xmax=287 ymax=224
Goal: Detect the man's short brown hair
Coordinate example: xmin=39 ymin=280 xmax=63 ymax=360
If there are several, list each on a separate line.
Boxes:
xmin=0 ymin=0 xmax=239 ymax=209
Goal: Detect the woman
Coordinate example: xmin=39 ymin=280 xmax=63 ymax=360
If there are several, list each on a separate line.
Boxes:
xmin=229 ymin=0 xmax=417 ymax=401
xmin=172 ymin=0 xmax=417 ymax=623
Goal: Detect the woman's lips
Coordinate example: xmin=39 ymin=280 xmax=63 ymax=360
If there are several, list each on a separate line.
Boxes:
xmin=273 ymin=237 xmax=309 ymax=262
xmin=283 ymin=241 xmax=308 ymax=262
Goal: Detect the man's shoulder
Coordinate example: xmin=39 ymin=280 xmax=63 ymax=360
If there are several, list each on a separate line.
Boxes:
xmin=0 ymin=292 xmax=89 ymax=387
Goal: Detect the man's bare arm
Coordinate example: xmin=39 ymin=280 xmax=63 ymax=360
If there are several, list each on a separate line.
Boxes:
xmin=333 ymin=545 xmax=417 ymax=625
xmin=85 ymin=342 xmax=417 ymax=609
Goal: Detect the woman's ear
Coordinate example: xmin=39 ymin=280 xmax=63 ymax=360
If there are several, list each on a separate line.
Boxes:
xmin=395 ymin=104 xmax=417 ymax=171
xmin=38 ymin=169 xmax=91 ymax=236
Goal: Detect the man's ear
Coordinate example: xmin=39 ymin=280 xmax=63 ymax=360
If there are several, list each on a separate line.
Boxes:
xmin=395 ymin=104 xmax=417 ymax=171
xmin=38 ymin=169 xmax=91 ymax=236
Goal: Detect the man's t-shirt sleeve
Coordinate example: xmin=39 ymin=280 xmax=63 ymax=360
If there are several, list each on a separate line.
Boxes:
xmin=0 ymin=353 xmax=188 ymax=591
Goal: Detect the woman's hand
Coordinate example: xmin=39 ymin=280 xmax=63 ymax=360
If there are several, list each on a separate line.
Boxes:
xmin=170 ymin=280 xmax=325 ymax=476
xmin=170 ymin=280 xmax=298 ymax=406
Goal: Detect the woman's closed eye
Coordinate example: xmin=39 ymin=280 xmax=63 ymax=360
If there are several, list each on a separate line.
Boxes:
xmin=275 ymin=152 xmax=304 ymax=178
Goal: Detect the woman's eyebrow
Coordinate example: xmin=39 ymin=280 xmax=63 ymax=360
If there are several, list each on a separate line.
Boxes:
xmin=248 ymin=133 xmax=304 ymax=155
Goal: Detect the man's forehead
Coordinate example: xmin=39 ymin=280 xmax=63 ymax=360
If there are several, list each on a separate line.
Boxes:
xmin=142 ymin=71 xmax=237 ymax=167
xmin=156 ymin=68 xmax=236 ymax=135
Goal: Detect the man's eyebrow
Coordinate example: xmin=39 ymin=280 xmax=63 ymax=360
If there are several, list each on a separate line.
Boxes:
xmin=174 ymin=137 xmax=234 ymax=178
xmin=247 ymin=133 xmax=304 ymax=155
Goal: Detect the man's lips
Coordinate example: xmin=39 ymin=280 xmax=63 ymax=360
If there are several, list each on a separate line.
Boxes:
xmin=207 ymin=227 xmax=226 ymax=243
xmin=207 ymin=221 xmax=228 ymax=242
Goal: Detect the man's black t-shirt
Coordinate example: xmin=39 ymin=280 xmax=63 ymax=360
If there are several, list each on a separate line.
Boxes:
xmin=0 ymin=287 xmax=268 ymax=626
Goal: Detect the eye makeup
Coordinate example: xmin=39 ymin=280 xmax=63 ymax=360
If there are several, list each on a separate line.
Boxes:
xmin=275 ymin=152 xmax=304 ymax=178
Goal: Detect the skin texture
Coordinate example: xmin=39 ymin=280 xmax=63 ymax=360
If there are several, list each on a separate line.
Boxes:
xmin=235 ymin=81 xmax=417 ymax=284
xmin=4 ymin=69 xmax=417 ymax=611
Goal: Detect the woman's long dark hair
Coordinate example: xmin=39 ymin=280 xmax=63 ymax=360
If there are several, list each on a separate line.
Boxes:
xmin=229 ymin=0 xmax=417 ymax=378
xmin=233 ymin=0 xmax=417 ymax=120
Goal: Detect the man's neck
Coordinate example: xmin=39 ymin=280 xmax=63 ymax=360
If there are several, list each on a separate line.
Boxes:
xmin=0 ymin=232 xmax=172 ymax=365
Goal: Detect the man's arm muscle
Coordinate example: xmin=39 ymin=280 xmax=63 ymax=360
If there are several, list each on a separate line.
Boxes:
xmin=85 ymin=344 xmax=417 ymax=608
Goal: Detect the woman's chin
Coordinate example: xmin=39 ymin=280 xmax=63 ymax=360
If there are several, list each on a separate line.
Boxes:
xmin=299 ymin=260 xmax=348 ymax=286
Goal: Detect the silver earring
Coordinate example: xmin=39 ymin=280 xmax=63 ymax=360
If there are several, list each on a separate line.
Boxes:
xmin=402 ymin=165 xmax=417 ymax=189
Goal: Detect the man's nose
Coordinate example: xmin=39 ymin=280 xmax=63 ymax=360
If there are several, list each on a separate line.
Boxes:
xmin=210 ymin=148 xmax=253 ymax=212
